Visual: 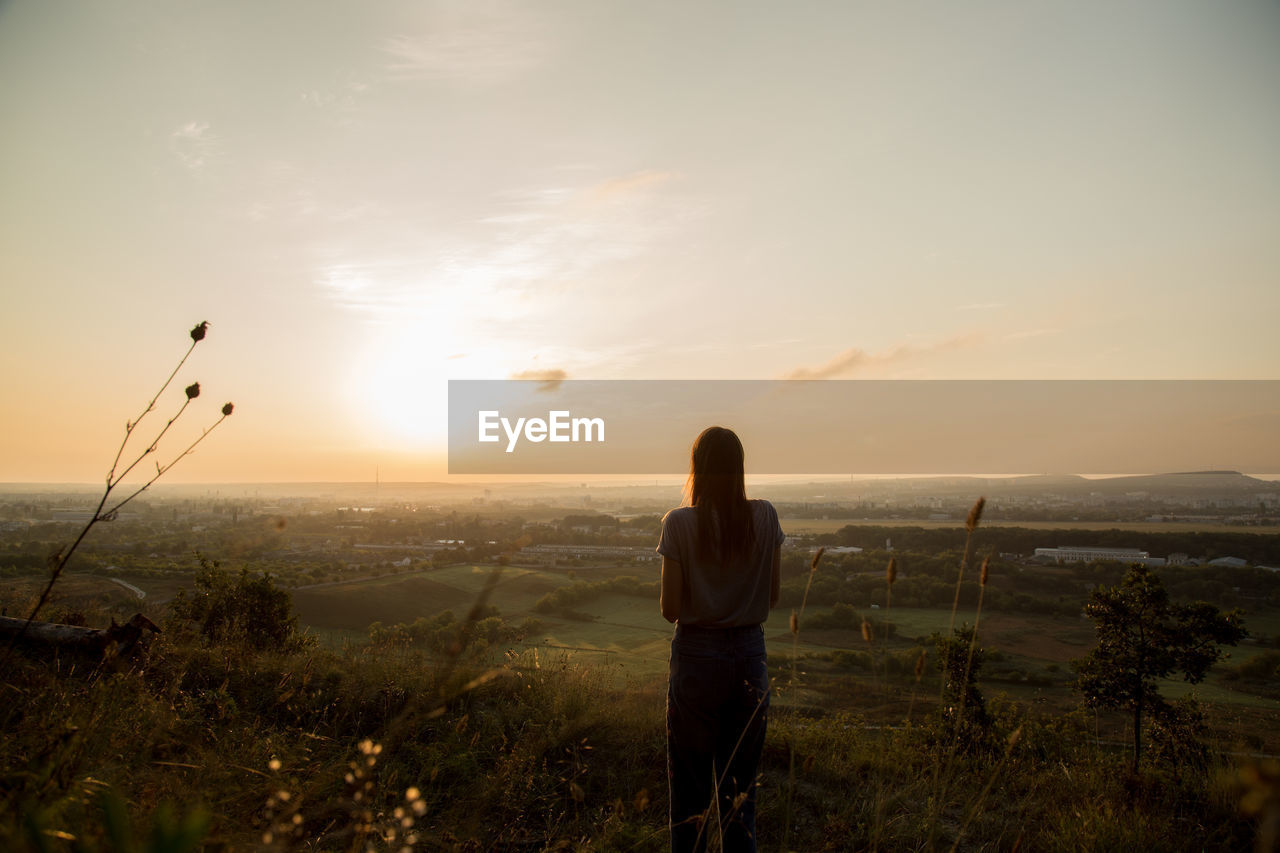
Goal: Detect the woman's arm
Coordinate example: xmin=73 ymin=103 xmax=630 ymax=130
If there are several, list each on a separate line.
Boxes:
xmin=661 ymin=556 xmax=682 ymax=623
xmin=770 ymin=546 xmax=781 ymax=608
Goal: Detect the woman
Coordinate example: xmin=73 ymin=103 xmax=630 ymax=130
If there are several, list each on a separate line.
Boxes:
xmin=656 ymin=426 xmax=785 ymax=853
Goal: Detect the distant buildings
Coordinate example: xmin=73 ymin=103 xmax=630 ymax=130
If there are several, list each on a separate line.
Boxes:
xmin=521 ymin=544 xmax=658 ymax=562
xmin=1033 ymin=546 xmax=1149 ymax=564
xmin=1032 ymin=546 xmax=1252 ymax=569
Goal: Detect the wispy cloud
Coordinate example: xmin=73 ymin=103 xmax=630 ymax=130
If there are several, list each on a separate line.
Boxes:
xmin=588 ymin=170 xmax=677 ymax=203
xmin=510 ymin=368 xmax=568 ymax=391
xmin=312 ymin=166 xmax=694 ymax=376
xmin=1005 ymin=327 xmax=1060 ymax=340
xmin=318 ymin=167 xmax=688 ymax=314
xmin=381 ymin=1 xmax=548 ymax=84
xmin=170 ymin=121 xmax=221 ymax=171
xmin=783 ymin=334 xmax=985 ymax=379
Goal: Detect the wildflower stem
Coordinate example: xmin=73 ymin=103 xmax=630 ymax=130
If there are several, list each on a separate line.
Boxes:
xmin=105 ymin=339 xmax=198 ymax=484
xmin=783 ymin=547 xmax=823 ymax=852
xmin=1 ymin=324 xmax=226 ymax=665
xmin=102 ymin=412 xmax=230 ymax=518
xmin=109 ymin=396 xmax=193 ymax=487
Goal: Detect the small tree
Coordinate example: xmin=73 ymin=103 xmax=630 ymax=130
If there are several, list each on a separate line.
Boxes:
xmin=1072 ymin=564 xmax=1245 ymax=774
xmin=168 ymin=556 xmax=308 ymax=651
xmin=933 ymin=625 xmax=993 ymax=753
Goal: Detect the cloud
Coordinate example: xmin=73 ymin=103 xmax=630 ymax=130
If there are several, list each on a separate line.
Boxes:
xmin=309 ymin=164 xmax=695 ymax=383
xmin=588 ymin=170 xmax=677 ymax=203
xmin=170 ymin=121 xmax=221 ymax=171
xmin=381 ymin=2 xmax=548 ymax=84
xmin=1005 ymin=328 xmax=1060 ymax=340
xmin=783 ymin=334 xmax=985 ymax=379
xmin=509 ymin=368 xmax=568 ymax=391
xmin=316 ymin=167 xmax=689 ymax=320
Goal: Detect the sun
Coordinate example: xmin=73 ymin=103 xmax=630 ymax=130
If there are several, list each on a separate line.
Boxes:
xmin=347 ymin=331 xmax=450 ymax=449
xmin=347 ymin=322 xmax=513 ymax=451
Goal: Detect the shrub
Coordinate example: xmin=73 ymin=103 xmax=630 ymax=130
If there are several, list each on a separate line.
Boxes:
xmin=168 ymin=556 xmax=310 ymax=652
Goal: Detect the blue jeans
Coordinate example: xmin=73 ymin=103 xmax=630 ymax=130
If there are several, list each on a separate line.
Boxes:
xmin=667 ymin=623 xmax=770 ymax=853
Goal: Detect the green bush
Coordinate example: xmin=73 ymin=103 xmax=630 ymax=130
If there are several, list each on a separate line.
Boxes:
xmin=167 ymin=556 xmax=310 ymax=652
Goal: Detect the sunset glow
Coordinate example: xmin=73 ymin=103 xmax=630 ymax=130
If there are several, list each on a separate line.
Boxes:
xmin=1 ymin=1 xmax=1277 ymax=482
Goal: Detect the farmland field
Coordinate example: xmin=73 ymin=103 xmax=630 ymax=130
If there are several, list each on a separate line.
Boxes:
xmin=283 ymin=563 xmax=1280 ymax=725
xmin=779 ymin=517 xmax=1277 ymax=535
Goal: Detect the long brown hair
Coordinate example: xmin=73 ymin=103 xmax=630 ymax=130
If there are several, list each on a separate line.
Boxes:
xmin=685 ymin=426 xmax=755 ymax=563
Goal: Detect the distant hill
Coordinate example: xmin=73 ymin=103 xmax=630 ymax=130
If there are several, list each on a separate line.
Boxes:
xmin=1060 ymin=471 xmax=1275 ymax=497
xmin=2 ymin=471 xmax=1273 ymax=506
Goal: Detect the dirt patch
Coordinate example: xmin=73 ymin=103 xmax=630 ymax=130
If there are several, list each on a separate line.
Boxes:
xmin=979 ymin=612 xmax=1096 ymax=663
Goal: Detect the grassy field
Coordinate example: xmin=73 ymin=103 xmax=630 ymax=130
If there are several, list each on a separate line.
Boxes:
xmin=6 ymin=561 xmax=1278 ymax=850
xmin=0 ymin=573 xmax=145 ymax=614
xmin=11 ymin=563 xmax=1275 ymax=721
xmin=282 ymin=564 xmax=1280 ymax=727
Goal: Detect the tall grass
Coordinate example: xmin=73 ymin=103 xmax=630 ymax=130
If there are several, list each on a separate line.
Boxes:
xmin=781 ymin=545 xmax=824 ymax=850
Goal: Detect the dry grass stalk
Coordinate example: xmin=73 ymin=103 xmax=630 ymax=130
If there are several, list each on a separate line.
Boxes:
xmin=929 ymin=495 xmax=988 ymax=848
xmin=885 ymin=556 xmax=897 ymax=646
xmin=949 ymin=725 xmax=1024 ymax=853
xmin=783 ymin=546 xmax=825 ymax=851
xmin=965 ymin=496 xmax=986 ymax=533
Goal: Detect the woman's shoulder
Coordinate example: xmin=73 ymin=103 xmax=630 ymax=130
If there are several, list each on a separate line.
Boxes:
xmin=749 ymin=499 xmax=782 ymax=532
xmin=661 ymin=506 xmax=696 ymax=526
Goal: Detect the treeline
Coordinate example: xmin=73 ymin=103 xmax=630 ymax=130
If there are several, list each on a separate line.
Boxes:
xmin=779 ymin=549 xmax=1072 ymax=614
xmin=533 ymin=576 xmax=659 ymax=616
xmin=801 ymin=602 xmax=898 ymax=637
xmin=777 ymin=563 xmax=1079 ymax=618
xmin=818 ymin=524 xmax=1280 ymax=565
xmin=367 ymin=607 xmax=542 ymax=654
xmin=778 ymin=548 xmax=1280 ymax=616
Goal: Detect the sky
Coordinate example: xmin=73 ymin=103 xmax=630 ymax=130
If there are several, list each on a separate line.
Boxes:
xmin=1 ymin=1 xmax=1277 ymax=483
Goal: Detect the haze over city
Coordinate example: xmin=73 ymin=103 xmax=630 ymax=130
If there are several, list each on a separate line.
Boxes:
xmin=2 ymin=1 xmax=1277 ymax=483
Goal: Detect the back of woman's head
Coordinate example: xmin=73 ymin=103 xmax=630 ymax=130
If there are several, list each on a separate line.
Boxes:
xmin=686 ymin=426 xmax=754 ymax=563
